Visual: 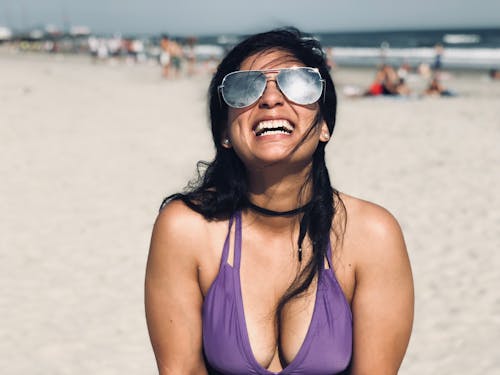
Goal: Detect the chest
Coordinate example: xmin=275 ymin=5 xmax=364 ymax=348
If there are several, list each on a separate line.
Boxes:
xmin=199 ymin=227 xmax=355 ymax=372
xmin=199 ymin=230 xmax=355 ymax=308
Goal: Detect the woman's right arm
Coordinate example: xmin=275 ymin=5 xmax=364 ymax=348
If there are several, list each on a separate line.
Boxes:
xmin=145 ymin=201 xmax=208 ymax=375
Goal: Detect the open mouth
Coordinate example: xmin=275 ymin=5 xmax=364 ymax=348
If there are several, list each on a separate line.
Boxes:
xmin=254 ymin=120 xmax=294 ymax=137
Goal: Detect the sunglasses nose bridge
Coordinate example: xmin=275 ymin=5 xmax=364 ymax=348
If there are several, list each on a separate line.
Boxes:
xmin=258 ymin=76 xmax=286 ymax=106
xmin=260 ymin=70 xmax=281 ymax=90
xmin=263 ymin=77 xmax=280 ymax=92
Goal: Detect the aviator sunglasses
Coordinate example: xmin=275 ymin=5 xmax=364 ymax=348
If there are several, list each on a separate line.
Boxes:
xmin=218 ymin=67 xmax=325 ymax=108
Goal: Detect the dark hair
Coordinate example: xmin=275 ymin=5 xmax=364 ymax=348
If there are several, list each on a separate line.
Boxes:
xmin=163 ymin=27 xmax=344 ymax=318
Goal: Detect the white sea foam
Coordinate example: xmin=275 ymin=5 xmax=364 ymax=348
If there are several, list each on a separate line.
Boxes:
xmin=329 ymin=47 xmax=500 ymax=68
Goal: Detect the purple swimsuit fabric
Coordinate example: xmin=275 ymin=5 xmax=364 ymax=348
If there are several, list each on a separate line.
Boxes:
xmin=203 ymin=211 xmax=352 ymax=374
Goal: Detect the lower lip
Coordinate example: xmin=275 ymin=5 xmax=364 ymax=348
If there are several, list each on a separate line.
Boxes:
xmin=254 ymin=132 xmax=292 ymax=140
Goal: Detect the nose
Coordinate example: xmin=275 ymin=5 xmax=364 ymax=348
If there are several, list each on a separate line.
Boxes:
xmin=258 ymin=78 xmax=284 ymax=108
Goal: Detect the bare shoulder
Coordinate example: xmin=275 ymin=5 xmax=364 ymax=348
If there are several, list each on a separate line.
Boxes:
xmin=150 ymin=199 xmax=230 ymax=265
xmin=338 ymin=193 xmax=414 ymax=374
xmin=339 ymin=193 xmax=402 ymax=234
xmin=338 ymin=193 xmax=407 ymax=268
xmin=154 ymin=199 xmax=209 ymax=235
xmin=150 ymin=199 xmax=211 ymax=262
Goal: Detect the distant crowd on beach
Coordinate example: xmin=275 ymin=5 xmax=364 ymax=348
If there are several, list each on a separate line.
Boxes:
xmin=357 ymin=44 xmax=456 ymax=98
xmin=3 ymin=33 xmax=500 ymax=92
xmin=86 ymin=34 xmax=221 ymax=77
xmin=339 ymin=44 xmax=500 ymax=98
xmin=86 ymin=36 xmax=499 ymax=98
xmin=361 ymin=63 xmax=455 ymax=98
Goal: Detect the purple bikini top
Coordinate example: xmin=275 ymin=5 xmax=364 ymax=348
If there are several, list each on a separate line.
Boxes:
xmin=203 ymin=211 xmax=352 ymax=375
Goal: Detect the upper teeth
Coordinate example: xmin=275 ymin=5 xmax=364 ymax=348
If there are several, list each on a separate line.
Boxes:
xmin=255 ymin=120 xmax=293 ymax=136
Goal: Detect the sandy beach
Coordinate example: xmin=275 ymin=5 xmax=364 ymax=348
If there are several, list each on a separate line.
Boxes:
xmin=1 ymin=50 xmax=499 ymax=374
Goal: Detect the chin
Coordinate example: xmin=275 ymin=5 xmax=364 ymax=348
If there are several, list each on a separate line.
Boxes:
xmin=250 ymin=152 xmax=313 ymax=169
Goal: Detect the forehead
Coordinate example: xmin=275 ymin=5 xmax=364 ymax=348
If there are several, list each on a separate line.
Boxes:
xmin=239 ymin=49 xmax=305 ymax=71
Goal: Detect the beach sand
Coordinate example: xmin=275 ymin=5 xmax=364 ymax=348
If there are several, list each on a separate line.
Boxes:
xmin=1 ymin=50 xmax=499 ymax=374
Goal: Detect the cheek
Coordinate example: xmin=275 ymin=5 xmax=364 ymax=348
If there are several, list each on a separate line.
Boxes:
xmin=225 ymin=111 xmax=238 ymax=140
xmin=301 ymin=109 xmax=322 ymax=131
xmin=226 ymin=117 xmax=238 ymax=140
xmin=227 ymin=106 xmax=248 ymax=121
xmin=226 ymin=108 xmax=238 ymax=124
xmin=227 ymin=108 xmax=250 ymax=137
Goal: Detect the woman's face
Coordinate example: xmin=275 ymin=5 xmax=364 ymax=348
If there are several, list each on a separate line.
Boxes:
xmin=223 ymin=49 xmax=330 ymax=170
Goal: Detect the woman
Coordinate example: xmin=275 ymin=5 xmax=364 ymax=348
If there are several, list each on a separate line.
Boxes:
xmin=145 ymin=28 xmax=414 ymax=375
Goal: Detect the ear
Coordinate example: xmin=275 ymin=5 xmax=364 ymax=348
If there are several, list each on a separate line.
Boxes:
xmin=319 ymin=121 xmax=330 ymax=142
xmin=221 ymin=131 xmax=232 ymax=148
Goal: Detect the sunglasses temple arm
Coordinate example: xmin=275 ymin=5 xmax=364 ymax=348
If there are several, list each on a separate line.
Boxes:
xmin=322 ymin=80 xmax=326 ymax=103
xmin=217 ymin=86 xmax=224 ymax=108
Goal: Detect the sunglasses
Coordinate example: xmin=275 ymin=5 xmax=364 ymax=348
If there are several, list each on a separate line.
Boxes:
xmin=218 ymin=67 xmax=325 ymax=108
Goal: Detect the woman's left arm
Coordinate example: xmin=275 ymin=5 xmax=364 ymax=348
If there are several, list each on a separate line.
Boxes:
xmin=349 ymin=204 xmax=414 ymax=375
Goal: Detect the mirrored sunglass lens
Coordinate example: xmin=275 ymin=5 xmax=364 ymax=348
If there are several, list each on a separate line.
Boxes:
xmin=278 ymin=68 xmax=323 ymax=105
xmin=222 ymin=71 xmax=265 ymax=108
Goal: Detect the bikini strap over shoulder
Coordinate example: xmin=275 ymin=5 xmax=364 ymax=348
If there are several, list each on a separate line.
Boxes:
xmin=219 ymin=215 xmax=234 ymax=267
xmin=326 ymin=240 xmax=333 ymax=270
xmin=233 ymin=211 xmax=243 ymax=270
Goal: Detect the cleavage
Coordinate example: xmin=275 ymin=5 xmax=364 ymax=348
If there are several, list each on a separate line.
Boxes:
xmin=240 ymin=257 xmax=319 ymax=370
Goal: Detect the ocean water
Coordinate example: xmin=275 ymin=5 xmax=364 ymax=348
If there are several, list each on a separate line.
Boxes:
xmin=316 ymin=28 xmax=500 ymax=69
xmin=199 ymin=28 xmax=500 ymax=70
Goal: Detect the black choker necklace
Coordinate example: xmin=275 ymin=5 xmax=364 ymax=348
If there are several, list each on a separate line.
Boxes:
xmin=247 ymin=200 xmax=312 ymax=262
xmin=247 ymin=200 xmax=312 ymax=217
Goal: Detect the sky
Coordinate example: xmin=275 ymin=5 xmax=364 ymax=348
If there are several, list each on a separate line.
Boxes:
xmin=1 ymin=0 xmax=500 ymax=36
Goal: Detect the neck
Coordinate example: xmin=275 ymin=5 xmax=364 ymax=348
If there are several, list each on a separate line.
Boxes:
xmin=246 ymin=161 xmax=313 ymax=212
xmin=244 ymin=162 xmax=313 ymax=232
